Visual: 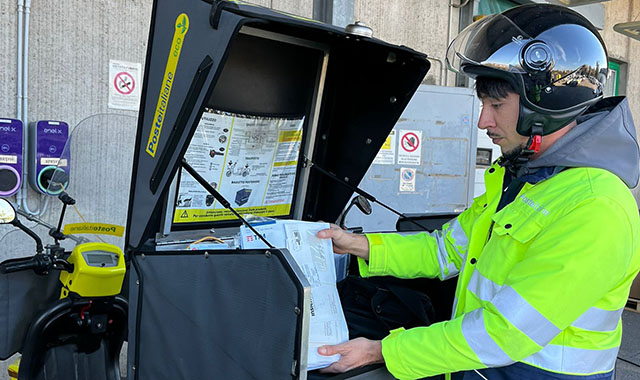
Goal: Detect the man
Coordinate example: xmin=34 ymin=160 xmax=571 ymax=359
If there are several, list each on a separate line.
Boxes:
xmin=317 ymin=4 xmax=640 ymax=380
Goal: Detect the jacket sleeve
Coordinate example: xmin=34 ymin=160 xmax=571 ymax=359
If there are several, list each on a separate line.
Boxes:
xmin=358 ymin=195 xmax=485 ymax=281
xmin=378 ymin=195 xmax=640 ymax=379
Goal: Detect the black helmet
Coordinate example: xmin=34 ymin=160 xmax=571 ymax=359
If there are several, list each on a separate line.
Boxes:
xmin=446 ymin=4 xmax=608 ymax=138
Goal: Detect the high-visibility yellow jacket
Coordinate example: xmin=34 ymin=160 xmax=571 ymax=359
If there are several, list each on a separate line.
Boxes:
xmin=360 ymin=163 xmax=640 ymax=379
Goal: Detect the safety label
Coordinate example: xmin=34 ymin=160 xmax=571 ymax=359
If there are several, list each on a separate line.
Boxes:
xmin=174 ymin=110 xmax=304 ymax=223
xmin=399 ymin=167 xmax=416 ymax=192
xmin=108 ymin=60 xmax=142 ymax=111
xmin=372 ymin=130 xmax=396 ymax=165
xmin=398 ymin=130 xmax=422 ymax=165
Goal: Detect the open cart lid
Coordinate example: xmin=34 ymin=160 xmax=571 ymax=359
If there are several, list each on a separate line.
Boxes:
xmin=125 ymin=0 xmax=430 ymax=251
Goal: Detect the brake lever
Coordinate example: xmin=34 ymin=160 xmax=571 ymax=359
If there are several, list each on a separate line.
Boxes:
xmin=52 ymin=258 xmax=74 ymax=273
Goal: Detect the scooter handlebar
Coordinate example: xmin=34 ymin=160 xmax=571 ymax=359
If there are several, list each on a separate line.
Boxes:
xmin=0 ymin=254 xmax=53 ymax=275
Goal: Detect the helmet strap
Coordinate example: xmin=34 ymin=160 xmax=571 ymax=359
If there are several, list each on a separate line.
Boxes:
xmin=500 ymin=122 xmax=544 ymax=175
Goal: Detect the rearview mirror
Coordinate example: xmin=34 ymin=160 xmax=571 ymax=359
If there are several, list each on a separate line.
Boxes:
xmin=0 ymin=198 xmax=16 ymax=224
xmin=353 ymin=195 xmax=372 ymax=215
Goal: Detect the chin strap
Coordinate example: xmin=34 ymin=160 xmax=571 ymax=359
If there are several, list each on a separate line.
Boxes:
xmin=500 ymin=122 xmax=544 ymax=174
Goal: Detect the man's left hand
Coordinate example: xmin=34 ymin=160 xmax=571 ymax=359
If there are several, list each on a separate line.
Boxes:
xmin=317 ymin=337 xmax=384 ymax=373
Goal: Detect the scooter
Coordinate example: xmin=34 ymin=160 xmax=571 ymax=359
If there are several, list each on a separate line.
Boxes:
xmin=0 ymin=197 xmax=127 ymax=380
xmin=0 ymin=113 xmax=137 ymax=380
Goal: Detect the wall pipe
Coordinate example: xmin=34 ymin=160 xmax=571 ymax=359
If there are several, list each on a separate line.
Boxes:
xmin=427 ymin=57 xmax=446 ymax=87
xmin=17 ymin=0 xmax=23 ymax=120
xmin=18 ymin=0 xmax=41 ymax=216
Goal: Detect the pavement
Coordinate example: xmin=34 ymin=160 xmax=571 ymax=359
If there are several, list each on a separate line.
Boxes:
xmin=615 ymin=309 xmax=640 ymax=379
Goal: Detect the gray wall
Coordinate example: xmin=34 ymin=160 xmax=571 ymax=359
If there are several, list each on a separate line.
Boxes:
xmin=602 ymin=0 xmax=640 ymax=200
xmin=354 ymin=0 xmax=459 ymax=87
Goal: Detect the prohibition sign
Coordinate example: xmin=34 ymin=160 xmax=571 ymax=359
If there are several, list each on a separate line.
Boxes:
xmin=401 ymin=132 xmax=420 ymax=152
xmin=114 ymin=72 xmax=135 ymax=95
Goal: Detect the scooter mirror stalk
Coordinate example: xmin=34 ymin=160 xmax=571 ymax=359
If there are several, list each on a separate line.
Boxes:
xmin=354 ymin=195 xmax=372 ymax=215
xmin=0 ymin=198 xmax=17 ymax=224
xmin=0 ymin=199 xmax=44 ymax=253
xmin=50 ymin=192 xmax=76 ymax=244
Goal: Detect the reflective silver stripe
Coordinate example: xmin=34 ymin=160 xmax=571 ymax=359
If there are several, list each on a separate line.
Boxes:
xmin=523 ymin=344 xmax=619 ymax=374
xmin=572 ymin=307 xmax=623 ymax=332
xmin=467 ymin=270 xmax=503 ymax=302
xmin=451 ymin=296 xmax=459 ymax=319
xmin=433 ymin=229 xmax=459 ymax=280
xmin=447 ymin=218 xmax=469 ymax=257
xmin=461 ymin=309 xmax=514 ymax=367
xmin=433 ymin=218 xmax=468 ymax=280
xmin=491 ymin=286 xmax=561 ymax=347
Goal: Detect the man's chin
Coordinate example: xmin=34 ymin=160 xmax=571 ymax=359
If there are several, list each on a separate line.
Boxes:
xmin=502 ymin=145 xmax=526 ymax=162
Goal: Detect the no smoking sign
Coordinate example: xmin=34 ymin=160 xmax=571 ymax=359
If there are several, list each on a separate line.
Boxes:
xmin=114 ymin=72 xmax=135 ymax=95
xmin=108 ymin=60 xmax=142 ymax=111
xmin=401 ymin=132 xmax=419 ymax=152
xmin=398 ymin=129 xmax=422 ymax=165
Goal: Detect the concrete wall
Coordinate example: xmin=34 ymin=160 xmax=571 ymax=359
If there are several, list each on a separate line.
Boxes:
xmin=354 ymin=0 xmax=459 ymax=86
xmin=601 ymin=0 xmax=640 ymax=200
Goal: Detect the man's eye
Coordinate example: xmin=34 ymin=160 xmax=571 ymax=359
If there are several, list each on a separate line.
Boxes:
xmin=491 ymin=103 xmax=502 ymax=109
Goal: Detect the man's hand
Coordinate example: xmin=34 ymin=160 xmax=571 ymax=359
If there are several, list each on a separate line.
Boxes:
xmin=317 ymin=338 xmax=384 ymax=373
xmin=317 ymin=224 xmax=370 ymax=260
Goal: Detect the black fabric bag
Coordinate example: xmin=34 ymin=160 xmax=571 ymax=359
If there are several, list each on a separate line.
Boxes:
xmin=337 ymin=275 xmax=436 ymax=341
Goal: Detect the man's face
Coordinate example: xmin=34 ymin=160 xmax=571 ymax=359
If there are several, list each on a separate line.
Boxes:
xmin=478 ymin=92 xmax=529 ymax=157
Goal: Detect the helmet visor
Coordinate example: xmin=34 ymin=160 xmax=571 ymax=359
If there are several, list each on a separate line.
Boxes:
xmin=446 ymin=14 xmax=534 ymax=75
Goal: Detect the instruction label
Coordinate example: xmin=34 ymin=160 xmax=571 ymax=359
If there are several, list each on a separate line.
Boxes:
xmin=174 ymin=110 xmax=304 ymax=223
xmin=372 ymin=130 xmax=396 ymax=165
xmin=399 ymin=167 xmax=416 ymax=192
xmin=398 ymin=129 xmax=422 ymax=165
xmin=108 ymin=60 xmax=142 ymax=111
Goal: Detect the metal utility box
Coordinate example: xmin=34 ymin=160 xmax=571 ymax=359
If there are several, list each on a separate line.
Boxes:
xmin=125 ymin=1 xmax=429 ymax=379
xmin=345 ymin=85 xmax=480 ymax=232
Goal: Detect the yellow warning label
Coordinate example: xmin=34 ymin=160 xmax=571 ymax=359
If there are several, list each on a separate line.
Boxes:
xmin=274 ymin=161 xmax=297 ymax=167
xmin=63 ymin=223 xmax=125 ymax=237
xmin=381 ymin=136 xmax=392 ymax=150
xmin=146 ymin=13 xmax=190 ymax=157
xmin=173 ymin=204 xmax=291 ymax=223
xmin=279 ymin=130 xmax=302 ymax=142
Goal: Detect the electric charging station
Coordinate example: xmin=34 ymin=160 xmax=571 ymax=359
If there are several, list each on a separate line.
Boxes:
xmin=28 ymin=120 xmax=70 ymax=195
xmin=0 ymin=119 xmax=24 ymax=197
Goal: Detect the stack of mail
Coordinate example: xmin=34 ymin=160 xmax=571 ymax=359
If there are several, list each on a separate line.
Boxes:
xmin=240 ymin=220 xmax=349 ymax=370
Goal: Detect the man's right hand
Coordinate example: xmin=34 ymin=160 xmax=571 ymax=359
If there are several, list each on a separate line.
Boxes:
xmin=317 ymin=224 xmax=370 ymax=261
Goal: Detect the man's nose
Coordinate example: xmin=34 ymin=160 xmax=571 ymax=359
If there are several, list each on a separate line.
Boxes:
xmin=477 ymin=107 xmax=495 ymax=130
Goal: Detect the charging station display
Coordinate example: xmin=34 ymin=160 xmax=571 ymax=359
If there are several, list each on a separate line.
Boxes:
xmin=28 ymin=120 xmax=69 ymax=195
xmin=173 ymin=109 xmax=304 ymax=223
xmin=0 ymin=119 xmax=24 ymax=197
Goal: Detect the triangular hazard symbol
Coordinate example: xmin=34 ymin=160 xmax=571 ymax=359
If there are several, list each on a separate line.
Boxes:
xmin=180 ymin=210 xmax=189 ymax=218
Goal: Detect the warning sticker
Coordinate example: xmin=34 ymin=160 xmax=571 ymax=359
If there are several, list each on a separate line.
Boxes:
xmin=108 ymin=60 xmax=142 ymax=111
xmin=398 ymin=130 xmax=422 ymax=165
xmin=399 ymin=167 xmax=416 ymax=192
xmin=373 ymin=130 xmax=396 ymax=165
xmin=173 ymin=110 xmax=304 ymax=223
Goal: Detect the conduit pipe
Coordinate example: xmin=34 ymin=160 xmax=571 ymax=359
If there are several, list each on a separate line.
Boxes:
xmin=16 ymin=0 xmax=23 ymax=120
xmin=17 ymin=0 xmax=41 ymax=216
xmin=427 ymin=57 xmax=446 ymax=87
